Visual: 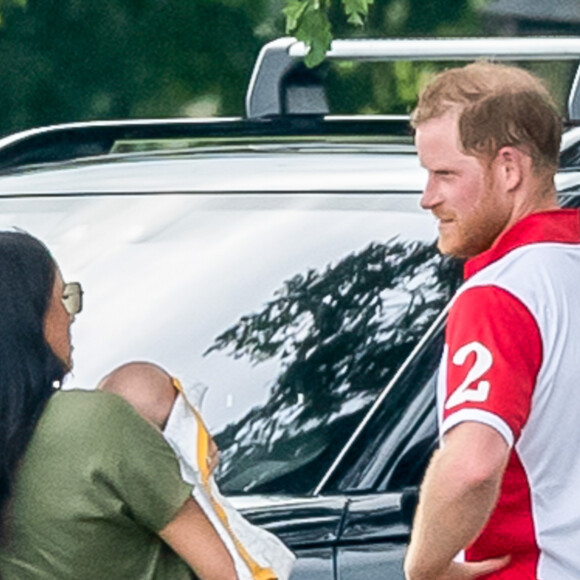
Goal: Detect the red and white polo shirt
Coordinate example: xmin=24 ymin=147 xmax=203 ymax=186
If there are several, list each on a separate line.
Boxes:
xmin=438 ymin=209 xmax=580 ymax=579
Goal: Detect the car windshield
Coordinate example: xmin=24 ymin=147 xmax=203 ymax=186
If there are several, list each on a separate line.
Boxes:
xmin=0 ymin=188 xmax=458 ymax=494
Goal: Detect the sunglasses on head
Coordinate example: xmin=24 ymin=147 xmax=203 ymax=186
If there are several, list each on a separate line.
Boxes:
xmin=62 ymin=282 xmax=83 ymax=315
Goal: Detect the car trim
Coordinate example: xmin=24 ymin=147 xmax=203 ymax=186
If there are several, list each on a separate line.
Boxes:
xmin=0 ymin=116 xmax=412 ymax=173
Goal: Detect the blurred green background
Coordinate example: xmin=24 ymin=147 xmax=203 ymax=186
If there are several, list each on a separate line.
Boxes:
xmin=0 ymin=0 xmax=576 ymax=136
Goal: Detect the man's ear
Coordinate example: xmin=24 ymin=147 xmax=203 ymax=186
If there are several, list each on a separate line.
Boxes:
xmin=494 ymin=146 xmax=525 ymax=192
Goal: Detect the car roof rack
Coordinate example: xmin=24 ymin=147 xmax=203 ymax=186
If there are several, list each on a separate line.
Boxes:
xmin=0 ymin=116 xmax=412 ymax=173
xmin=246 ymin=36 xmax=580 ymax=121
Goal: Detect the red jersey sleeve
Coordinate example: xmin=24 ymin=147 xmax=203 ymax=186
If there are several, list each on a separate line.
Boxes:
xmin=441 ymin=285 xmax=543 ymax=445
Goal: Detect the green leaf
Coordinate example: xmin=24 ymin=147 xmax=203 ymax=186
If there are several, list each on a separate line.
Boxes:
xmin=283 ymin=0 xmax=332 ymax=67
xmin=283 ymin=0 xmax=309 ymax=34
xmin=342 ymin=0 xmax=374 ymax=27
xmin=295 ymin=6 xmax=333 ymax=67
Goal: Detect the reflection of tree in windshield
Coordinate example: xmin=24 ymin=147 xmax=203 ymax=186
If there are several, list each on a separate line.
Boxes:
xmin=206 ymin=239 xmax=461 ymax=495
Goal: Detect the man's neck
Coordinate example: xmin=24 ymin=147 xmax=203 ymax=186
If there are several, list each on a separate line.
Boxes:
xmin=504 ymin=179 xmax=559 ymax=233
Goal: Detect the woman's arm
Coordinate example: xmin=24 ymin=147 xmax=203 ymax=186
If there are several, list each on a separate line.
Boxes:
xmin=160 ymin=496 xmax=238 ymax=580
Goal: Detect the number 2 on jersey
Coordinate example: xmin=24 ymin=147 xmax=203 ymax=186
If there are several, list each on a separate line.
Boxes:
xmin=445 ymin=341 xmax=493 ymax=410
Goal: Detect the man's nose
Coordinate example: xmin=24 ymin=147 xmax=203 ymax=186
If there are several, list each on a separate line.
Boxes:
xmin=420 ymin=177 xmax=440 ymax=210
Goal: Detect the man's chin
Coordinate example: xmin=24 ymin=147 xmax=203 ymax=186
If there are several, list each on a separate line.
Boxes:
xmin=436 ymin=236 xmax=455 ymax=256
xmin=437 ymin=236 xmax=468 ymax=259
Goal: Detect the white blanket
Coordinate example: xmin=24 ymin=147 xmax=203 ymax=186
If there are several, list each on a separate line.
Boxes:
xmin=163 ymin=389 xmax=296 ymax=580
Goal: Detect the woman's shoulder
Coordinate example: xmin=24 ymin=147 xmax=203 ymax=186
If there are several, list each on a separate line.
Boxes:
xmin=49 ymin=388 xmax=132 ymax=412
xmin=42 ymin=389 xmax=148 ymax=434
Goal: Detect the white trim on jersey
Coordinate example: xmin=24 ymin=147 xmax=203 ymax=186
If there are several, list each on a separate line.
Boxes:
xmin=441 ymin=408 xmax=514 ymax=448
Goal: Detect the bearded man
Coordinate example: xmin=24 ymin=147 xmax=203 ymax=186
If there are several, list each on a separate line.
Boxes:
xmin=405 ymin=62 xmax=580 ymax=580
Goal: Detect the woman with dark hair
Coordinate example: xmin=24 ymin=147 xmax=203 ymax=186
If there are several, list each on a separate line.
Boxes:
xmin=0 ymin=231 xmax=69 ymax=517
xmin=0 ymin=231 xmax=237 ymax=579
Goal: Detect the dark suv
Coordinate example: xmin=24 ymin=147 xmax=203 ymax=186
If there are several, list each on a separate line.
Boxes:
xmin=1 ymin=36 xmax=580 ymax=579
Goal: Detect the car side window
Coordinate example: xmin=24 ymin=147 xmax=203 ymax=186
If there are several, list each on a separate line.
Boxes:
xmin=325 ymin=327 xmax=445 ymax=494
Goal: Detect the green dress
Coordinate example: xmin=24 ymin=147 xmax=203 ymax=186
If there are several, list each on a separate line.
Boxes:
xmin=0 ymin=389 xmax=194 ymax=579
